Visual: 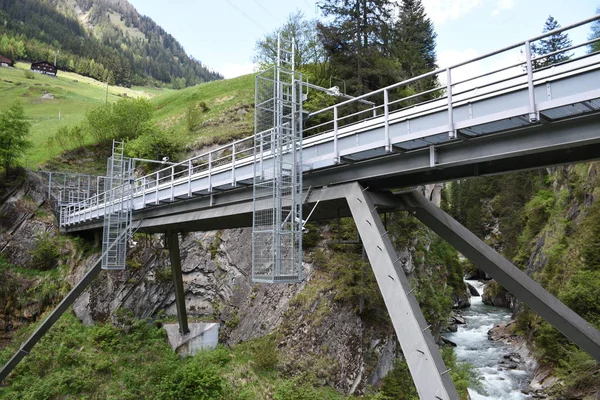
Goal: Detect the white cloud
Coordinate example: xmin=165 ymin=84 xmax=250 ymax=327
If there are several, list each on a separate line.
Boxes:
xmin=491 ymin=0 xmax=515 ymax=17
xmin=219 ymin=62 xmax=256 ymax=79
xmin=422 ymin=0 xmax=481 ymax=25
xmin=438 ymin=48 xmax=481 ymax=85
xmin=438 ymin=48 xmax=525 ymax=93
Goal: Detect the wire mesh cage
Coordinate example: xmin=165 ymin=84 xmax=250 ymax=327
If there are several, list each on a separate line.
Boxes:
xmin=252 ymin=37 xmax=304 ymax=283
xmin=101 ymin=140 xmax=133 ymax=270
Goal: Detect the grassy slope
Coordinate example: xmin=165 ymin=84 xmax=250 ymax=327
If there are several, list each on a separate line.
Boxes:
xmin=0 ymin=62 xmax=255 ymax=169
xmin=152 ymin=73 xmax=255 ymax=143
xmin=0 ymin=62 xmax=172 ymax=166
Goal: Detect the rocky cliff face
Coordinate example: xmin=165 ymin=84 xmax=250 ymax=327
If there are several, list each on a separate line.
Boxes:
xmin=1 ymin=174 xmax=469 ymax=395
xmin=71 ymin=226 xmax=400 ymax=394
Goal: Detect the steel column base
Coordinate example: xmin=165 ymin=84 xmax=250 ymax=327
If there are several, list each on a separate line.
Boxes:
xmin=346 ymin=183 xmax=459 ymax=400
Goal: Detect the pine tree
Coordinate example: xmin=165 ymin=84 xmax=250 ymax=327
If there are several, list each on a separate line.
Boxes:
xmin=393 ymin=0 xmax=437 ymax=79
xmin=317 ymin=0 xmax=395 ymax=94
xmin=390 ymin=0 xmax=438 ymax=102
xmin=531 ymin=16 xmax=573 ymax=68
xmin=589 ymin=8 xmax=600 ymax=54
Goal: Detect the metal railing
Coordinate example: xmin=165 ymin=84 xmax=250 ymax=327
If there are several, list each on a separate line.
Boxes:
xmin=58 ymin=15 xmax=600 ymax=227
xmin=303 ymin=14 xmax=600 ymax=162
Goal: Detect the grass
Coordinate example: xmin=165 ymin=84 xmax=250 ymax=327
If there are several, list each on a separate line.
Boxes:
xmin=0 ymin=62 xmax=255 ymax=168
xmin=0 ymin=313 xmax=352 ymax=400
xmin=152 ymin=73 xmax=255 ymax=141
xmin=0 ymin=62 xmax=157 ymax=166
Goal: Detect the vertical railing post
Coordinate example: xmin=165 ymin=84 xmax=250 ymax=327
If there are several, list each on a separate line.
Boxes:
xmin=208 ymin=152 xmax=213 ymax=193
xmin=142 ymin=177 xmax=146 ymax=206
xmin=446 ymin=68 xmax=456 ymax=139
xmin=155 ymin=171 xmax=159 ymax=205
xmin=333 ymin=106 xmax=339 ymax=164
xmin=170 ymin=166 xmax=175 ymax=201
xmin=384 ymin=89 xmax=390 ymax=152
xmin=187 ymin=160 xmax=192 ymax=197
xmin=524 ymin=40 xmax=539 ymax=123
xmin=232 ymin=143 xmax=237 ymax=187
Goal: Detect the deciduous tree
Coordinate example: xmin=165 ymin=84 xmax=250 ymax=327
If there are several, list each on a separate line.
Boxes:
xmin=254 ymin=11 xmax=324 ymax=71
xmin=0 ymin=101 xmax=31 ymax=176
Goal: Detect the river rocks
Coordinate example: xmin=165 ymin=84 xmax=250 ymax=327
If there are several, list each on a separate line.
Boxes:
xmin=466 ymin=281 xmax=480 ymax=296
xmin=482 ymin=279 xmax=512 ymax=308
xmin=453 ymin=283 xmax=471 ymax=308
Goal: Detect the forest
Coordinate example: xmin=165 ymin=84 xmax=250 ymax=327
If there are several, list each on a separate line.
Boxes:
xmin=0 ymin=0 xmax=222 ymax=86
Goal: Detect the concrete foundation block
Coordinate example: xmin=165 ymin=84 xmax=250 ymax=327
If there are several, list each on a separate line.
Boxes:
xmin=163 ymin=322 xmax=219 ymax=357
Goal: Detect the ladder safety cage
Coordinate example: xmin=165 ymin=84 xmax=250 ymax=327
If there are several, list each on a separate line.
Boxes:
xmin=252 ymin=36 xmax=304 ymax=283
xmin=101 ymin=140 xmax=133 ymax=270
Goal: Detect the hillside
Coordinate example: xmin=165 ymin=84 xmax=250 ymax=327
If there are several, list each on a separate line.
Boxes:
xmin=0 ymin=0 xmax=222 ymax=86
xmin=0 ymin=60 xmax=256 ymax=169
xmin=0 ymin=62 xmax=172 ymax=166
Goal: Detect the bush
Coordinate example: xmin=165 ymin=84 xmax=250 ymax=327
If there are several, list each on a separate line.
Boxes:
xmin=156 ymin=358 xmax=227 ymax=400
xmin=30 ymin=233 xmax=60 ymax=270
xmin=379 ymin=358 xmax=418 ymax=400
xmin=87 ymin=97 xmax=154 ymax=142
xmin=302 ymin=222 xmax=320 ymax=248
xmin=185 ymin=102 xmax=209 ymax=132
xmin=23 ymin=70 xmax=35 ymax=79
xmin=252 ymin=336 xmax=278 ymax=371
xmin=127 ymin=128 xmax=185 ymax=162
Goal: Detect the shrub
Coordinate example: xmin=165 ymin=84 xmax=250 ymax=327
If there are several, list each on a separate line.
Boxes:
xmin=30 ymin=232 xmax=60 ymax=270
xmin=156 ymin=359 xmax=227 ymax=400
xmin=252 ymin=336 xmax=278 ymax=371
xmin=127 ymin=128 xmax=184 ymax=162
xmin=23 ymin=70 xmax=35 ymax=79
xmin=379 ymin=358 xmax=418 ymax=400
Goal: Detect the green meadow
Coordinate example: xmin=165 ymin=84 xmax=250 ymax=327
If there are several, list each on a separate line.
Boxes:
xmin=0 ymin=62 xmax=255 ymax=168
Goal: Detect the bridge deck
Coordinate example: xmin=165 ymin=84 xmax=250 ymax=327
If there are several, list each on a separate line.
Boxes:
xmin=61 ymin=53 xmax=600 ymax=231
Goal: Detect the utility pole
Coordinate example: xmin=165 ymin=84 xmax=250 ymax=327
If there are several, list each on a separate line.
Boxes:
xmin=53 ymin=50 xmax=59 ymax=67
xmin=105 ymin=72 xmax=110 ymax=105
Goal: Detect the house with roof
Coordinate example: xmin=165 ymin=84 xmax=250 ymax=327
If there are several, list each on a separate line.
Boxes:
xmin=31 ymin=61 xmax=57 ymax=76
xmin=0 ymin=55 xmax=14 ymax=67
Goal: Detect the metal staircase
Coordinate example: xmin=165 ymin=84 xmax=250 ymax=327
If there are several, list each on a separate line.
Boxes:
xmin=101 ymin=140 xmax=132 ymax=270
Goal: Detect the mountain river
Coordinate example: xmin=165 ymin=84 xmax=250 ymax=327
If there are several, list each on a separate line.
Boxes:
xmin=446 ymin=280 xmax=534 ymax=399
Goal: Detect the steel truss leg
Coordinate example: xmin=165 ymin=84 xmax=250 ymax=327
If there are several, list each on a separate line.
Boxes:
xmin=397 ymin=190 xmax=600 ymax=362
xmin=346 ymin=184 xmax=459 ymax=400
xmin=166 ymin=231 xmax=189 ymax=334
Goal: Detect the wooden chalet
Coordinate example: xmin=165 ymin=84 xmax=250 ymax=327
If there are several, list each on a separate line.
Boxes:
xmin=31 ymin=61 xmax=57 ymax=76
xmin=0 ymin=55 xmax=14 ymax=67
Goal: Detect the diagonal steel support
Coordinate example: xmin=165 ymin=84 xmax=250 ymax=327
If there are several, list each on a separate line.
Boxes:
xmin=165 ymin=231 xmax=189 ymax=334
xmin=345 ymin=183 xmax=459 ymax=400
xmin=0 ymin=238 xmax=117 ymax=383
xmin=397 ymin=190 xmax=600 ymax=362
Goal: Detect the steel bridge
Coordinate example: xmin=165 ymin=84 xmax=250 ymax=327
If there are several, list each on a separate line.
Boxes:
xmin=3 ymin=16 xmax=600 ymax=400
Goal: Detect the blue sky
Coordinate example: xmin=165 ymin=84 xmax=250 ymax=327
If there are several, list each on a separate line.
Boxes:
xmin=127 ymin=0 xmax=599 ymax=79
